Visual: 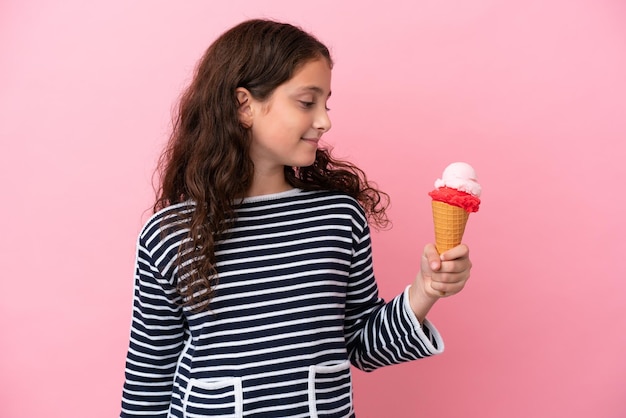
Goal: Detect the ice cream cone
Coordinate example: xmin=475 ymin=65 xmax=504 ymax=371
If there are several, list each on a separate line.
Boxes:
xmin=431 ymin=200 xmax=469 ymax=254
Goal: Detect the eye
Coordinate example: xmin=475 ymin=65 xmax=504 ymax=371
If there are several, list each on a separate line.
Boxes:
xmin=298 ymin=101 xmax=331 ymax=111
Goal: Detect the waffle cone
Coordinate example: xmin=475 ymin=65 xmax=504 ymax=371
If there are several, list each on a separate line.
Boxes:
xmin=431 ymin=200 xmax=469 ymax=254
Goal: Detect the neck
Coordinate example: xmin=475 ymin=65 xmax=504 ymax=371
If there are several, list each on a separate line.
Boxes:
xmin=246 ymin=165 xmax=292 ymax=197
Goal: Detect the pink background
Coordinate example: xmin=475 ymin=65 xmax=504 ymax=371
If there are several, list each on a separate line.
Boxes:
xmin=2 ymin=0 xmax=625 ymax=417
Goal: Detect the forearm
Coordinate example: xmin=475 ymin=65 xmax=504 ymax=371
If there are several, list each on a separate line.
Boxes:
xmin=346 ymin=288 xmax=444 ymax=372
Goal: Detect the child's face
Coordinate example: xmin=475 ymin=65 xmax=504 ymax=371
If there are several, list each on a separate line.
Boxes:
xmin=247 ymin=58 xmax=332 ymax=171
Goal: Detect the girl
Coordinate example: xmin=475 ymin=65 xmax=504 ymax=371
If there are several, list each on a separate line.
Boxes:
xmin=121 ymin=19 xmax=472 ymax=418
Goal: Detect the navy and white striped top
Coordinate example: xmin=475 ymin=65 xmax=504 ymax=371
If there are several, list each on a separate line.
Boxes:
xmin=121 ymin=189 xmax=443 ymax=418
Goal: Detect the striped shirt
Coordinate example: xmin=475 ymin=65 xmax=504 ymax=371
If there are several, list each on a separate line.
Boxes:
xmin=121 ymin=189 xmax=443 ymax=418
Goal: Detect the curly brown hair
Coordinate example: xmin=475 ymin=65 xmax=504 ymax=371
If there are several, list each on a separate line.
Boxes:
xmin=154 ymin=19 xmax=389 ymax=310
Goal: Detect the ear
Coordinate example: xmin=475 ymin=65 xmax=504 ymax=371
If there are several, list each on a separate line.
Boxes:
xmin=235 ymin=87 xmax=253 ymax=128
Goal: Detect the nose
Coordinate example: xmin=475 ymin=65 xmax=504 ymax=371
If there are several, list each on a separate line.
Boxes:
xmin=313 ymin=107 xmax=331 ymax=133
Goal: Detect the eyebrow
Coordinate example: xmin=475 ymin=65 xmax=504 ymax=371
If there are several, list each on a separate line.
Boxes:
xmin=299 ymin=86 xmax=332 ymax=97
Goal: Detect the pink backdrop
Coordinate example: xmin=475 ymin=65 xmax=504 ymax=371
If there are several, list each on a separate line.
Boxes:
xmin=2 ymin=0 xmax=625 ymax=417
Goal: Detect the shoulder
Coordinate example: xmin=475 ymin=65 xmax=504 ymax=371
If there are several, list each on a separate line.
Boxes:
xmin=138 ymin=201 xmax=195 ymax=250
xmin=288 ymin=189 xmax=368 ymax=230
xmin=310 ymin=190 xmax=366 ymax=217
xmin=299 ymin=189 xmax=364 ymax=211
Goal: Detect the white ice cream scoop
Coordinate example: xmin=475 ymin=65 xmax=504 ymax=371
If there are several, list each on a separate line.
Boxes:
xmin=434 ymin=162 xmax=482 ymax=197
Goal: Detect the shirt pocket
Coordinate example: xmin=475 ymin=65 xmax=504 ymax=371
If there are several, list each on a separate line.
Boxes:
xmin=308 ymin=360 xmax=354 ymax=417
xmin=182 ymin=376 xmax=243 ymax=418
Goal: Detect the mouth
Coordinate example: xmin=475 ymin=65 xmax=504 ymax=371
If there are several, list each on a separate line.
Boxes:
xmin=301 ymin=137 xmax=320 ymax=146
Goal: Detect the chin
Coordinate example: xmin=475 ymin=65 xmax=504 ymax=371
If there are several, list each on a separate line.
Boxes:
xmin=302 ymin=157 xmax=317 ymax=167
xmin=292 ymin=155 xmax=317 ymax=168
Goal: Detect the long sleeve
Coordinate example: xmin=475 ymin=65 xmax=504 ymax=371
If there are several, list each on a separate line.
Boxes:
xmin=344 ymin=219 xmax=444 ymax=372
xmin=120 ymin=227 xmax=187 ymax=417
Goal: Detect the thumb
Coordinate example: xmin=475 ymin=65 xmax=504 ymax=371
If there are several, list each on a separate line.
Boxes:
xmin=423 ymin=243 xmax=441 ymax=272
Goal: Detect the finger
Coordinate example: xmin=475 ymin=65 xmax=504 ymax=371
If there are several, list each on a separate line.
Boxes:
xmin=440 ymin=243 xmax=469 ymax=261
xmin=430 ymin=279 xmax=465 ymax=297
xmin=431 ymin=272 xmax=463 ymax=286
xmin=437 ymin=259 xmax=473 ymax=275
xmin=428 ymin=280 xmax=457 ymax=297
xmin=431 ymin=263 xmax=472 ymax=283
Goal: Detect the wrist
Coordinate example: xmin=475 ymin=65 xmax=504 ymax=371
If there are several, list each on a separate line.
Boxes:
xmin=409 ymin=279 xmax=439 ymax=324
